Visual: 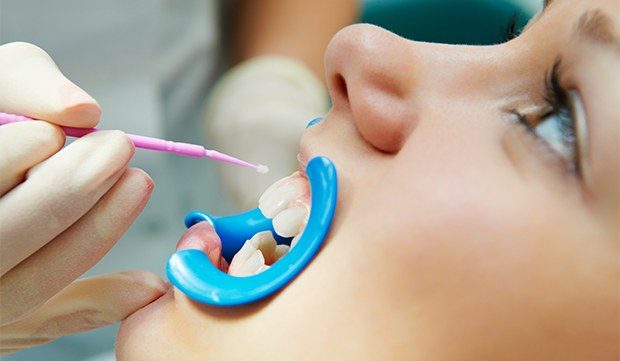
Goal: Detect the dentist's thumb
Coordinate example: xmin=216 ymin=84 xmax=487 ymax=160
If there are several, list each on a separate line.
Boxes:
xmin=0 ymin=271 xmax=168 ymax=354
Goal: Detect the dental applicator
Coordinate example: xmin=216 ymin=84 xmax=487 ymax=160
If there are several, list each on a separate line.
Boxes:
xmin=0 ymin=112 xmax=269 ymax=173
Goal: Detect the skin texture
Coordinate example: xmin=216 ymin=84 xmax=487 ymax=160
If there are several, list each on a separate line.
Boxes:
xmin=117 ymin=0 xmax=619 ymax=360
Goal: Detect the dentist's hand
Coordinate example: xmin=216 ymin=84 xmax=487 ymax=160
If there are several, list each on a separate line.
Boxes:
xmin=0 ymin=42 xmax=167 ymax=354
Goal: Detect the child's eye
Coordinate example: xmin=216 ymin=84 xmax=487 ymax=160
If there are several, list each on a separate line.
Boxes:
xmin=531 ymin=96 xmax=576 ymax=166
xmin=513 ymin=60 xmax=587 ymax=177
xmin=504 ymin=14 xmax=522 ymax=41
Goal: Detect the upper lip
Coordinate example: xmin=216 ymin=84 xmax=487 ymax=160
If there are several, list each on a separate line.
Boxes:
xmin=297 ymin=152 xmax=309 ymax=176
xmin=297 ymin=136 xmax=314 ymax=176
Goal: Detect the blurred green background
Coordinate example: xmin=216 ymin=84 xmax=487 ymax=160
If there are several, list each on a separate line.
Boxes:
xmin=362 ymin=0 xmax=539 ymax=44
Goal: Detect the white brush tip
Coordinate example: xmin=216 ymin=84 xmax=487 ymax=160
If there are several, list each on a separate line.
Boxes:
xmin=256 ymin=164 xmax=269 ymax=174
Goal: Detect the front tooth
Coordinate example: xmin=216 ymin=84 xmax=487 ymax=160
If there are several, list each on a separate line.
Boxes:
xmin=228 ymin=240 xmax=258 ymax=275
xmin=234 ymin=250 xmax=265 ymax=276
xmin=251 ymin=231 xmax=277 ymax=264
xmin=259 ymin=177 xmax=287 ymax=205
xmin=229 ymin=231 xmax=281 ymax=276
xmin=259 ymin=184 xmax=296 ymax=218
xmin=290 ymin=223 xmax=306 ymax=249
xmin=275 ymin=244 xmax=289 ymax=260
xmin=290 ymin=234 xmax=301 ymax=249
xmin=273 ymin=206 xmax=308 ymax=237
xmin=258 ymin=173 xmax=307 ymax=218
xmin=257 ymin=264 xmax=270 ymax=273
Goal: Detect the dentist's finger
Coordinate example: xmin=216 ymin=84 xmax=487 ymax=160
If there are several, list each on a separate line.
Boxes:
xmin=0 ymin=168 xmax=154 ymax=326
xmin=0 ymin=271 xmax=167 ymax=354
xmin=0 ymin=130 xmax=134 ymax=276
xmin=0 ymin=42 xmax=100 ymax=127
xmin=0 ymin=121 xmax=65 ymax=196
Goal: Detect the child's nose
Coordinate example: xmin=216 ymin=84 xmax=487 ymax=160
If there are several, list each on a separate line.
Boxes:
xmin=324 ymin=24 xmax=498 ymax=154
xmin=325 ymin=25 xmax=428 ymax=153
xmin=324 ymin=24 xmax=419 ymax=152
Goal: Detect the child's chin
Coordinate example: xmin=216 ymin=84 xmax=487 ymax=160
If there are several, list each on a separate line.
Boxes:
xmin=116 ymin=290 xmax=173 ymax=361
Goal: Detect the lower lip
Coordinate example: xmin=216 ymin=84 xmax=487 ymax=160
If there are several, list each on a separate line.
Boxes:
xmin=175 ymin=222 xmax=229 ymax=271
xmin=176 ymin=222 xmax=220 ymax=252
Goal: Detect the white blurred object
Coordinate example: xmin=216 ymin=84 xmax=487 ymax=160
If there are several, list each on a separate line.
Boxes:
xmin=204 ymin=56 xmax=329 ymax=210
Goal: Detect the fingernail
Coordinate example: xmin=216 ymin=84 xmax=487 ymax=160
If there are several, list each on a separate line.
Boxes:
xmin=60 ymin=83 xmax=98 ymax=108
xmin=57 ymin=83 xmax=101 ymax=127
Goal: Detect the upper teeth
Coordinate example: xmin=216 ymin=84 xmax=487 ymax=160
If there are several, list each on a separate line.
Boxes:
xmin=227 ymin=173 xmax=311 ymax=277
xmin=259 ymin=172 xmax=309 ymax=215
xmin=273 ymin=206 xmax=307 ymax=237
xmin=259 ymin=171 xmax=310 ymax=241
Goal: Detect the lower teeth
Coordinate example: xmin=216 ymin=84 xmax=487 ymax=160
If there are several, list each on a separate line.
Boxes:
xmin=228 ymin=231 xmax=295 ymax=276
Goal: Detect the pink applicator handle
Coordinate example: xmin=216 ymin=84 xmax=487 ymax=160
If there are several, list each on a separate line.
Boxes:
xmin=0 ymin=112 xmax=268 ymax=172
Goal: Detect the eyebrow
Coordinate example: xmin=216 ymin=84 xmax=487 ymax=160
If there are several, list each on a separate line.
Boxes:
xmin=574 ymin=9 xmax=620 ymax=51
xmin=542 ymin=1 xmax=620 ymax=53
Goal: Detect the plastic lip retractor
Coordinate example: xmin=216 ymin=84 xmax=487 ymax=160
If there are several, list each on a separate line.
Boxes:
xmin=166 ymin=156 xmax=338 ymax=306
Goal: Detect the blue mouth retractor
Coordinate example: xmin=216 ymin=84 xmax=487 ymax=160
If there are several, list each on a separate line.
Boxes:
xmin=166 ymin=156 xmax=338 ymax=306
xmin=183 ymin=208 xmax=291 ymax=263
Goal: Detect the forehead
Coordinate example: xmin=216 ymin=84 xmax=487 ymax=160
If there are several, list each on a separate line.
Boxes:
xmin=545 ymin=0 xmax=619 ymax=10
xmin=541 ymin=0 xmax=619 ymax=22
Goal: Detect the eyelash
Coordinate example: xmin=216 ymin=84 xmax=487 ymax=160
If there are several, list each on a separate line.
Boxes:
xmin=505 ymin=13 xmax=521 ymax=41
xmin=543 ymin=61 xmax=574 ymax=144
xmin=511 ymin=59 xmax=581 ymax=176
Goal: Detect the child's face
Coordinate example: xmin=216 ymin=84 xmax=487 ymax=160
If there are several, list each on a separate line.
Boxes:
xmin=117 ymin=0 xmax=619 ymax=359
